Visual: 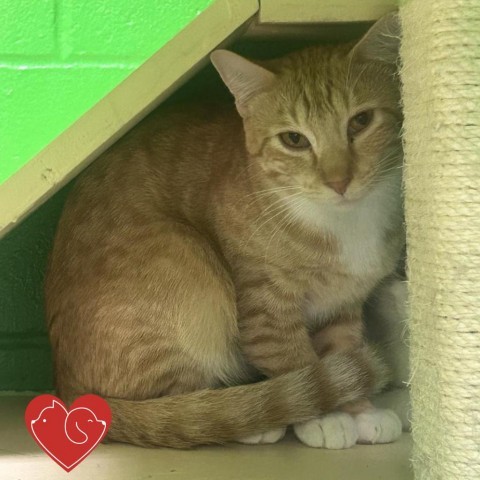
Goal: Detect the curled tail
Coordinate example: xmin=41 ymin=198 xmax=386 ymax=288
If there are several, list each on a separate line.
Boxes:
xmin=106 ymin=348 xmax=388 ymax=448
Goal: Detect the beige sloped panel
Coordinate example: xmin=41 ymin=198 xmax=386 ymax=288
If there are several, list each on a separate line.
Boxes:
xmin=0 ymin=0 xmax=258 ymax=239
xmin=259 ymin=0 xmax=398 ymax=23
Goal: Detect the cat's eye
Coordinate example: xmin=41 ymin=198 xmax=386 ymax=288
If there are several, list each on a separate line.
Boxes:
xmin=348 ymin=110 xmax=374 ymax=137
xmin=279 ymin=132 xmax=311 ymax=149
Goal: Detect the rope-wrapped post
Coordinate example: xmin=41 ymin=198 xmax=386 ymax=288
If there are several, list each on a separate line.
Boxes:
xmin=400 ymin=1 xmax=480 ymax=478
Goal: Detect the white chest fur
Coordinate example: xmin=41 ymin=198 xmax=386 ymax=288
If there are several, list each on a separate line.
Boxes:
xmin=291 ymin=177 xmax=403 ymax=322
xmin=320 ymin=190 xmax=397 ymax=276
xmin=297 ymin=178 xmax=402 ymax=276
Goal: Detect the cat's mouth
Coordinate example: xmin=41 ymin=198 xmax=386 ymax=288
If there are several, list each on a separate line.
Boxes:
xmin=332 ymin=196 xmax=361 ymax=207
xmin=325 ymin=187 xmax=366 ymax=205
xmin=302 ymin=190 xmax=363 ymax=207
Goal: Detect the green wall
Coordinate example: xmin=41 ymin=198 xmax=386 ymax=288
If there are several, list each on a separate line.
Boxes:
xmin=0 ymin=0 xmax=214 ymax=185
xmin=0 ymin=184 xmax=72 ymax=391
xmin=0 ymin=0 xmax=214 ymax=391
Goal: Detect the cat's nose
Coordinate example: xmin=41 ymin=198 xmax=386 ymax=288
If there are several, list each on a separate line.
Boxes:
xmin=325 ymin=178 xmax=351 ymax=195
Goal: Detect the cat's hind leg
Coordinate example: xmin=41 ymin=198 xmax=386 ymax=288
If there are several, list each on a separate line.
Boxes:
xmin=51 ymin=220 xmax=248 ymax=403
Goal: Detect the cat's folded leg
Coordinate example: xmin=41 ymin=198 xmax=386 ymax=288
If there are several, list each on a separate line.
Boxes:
xmin=235 ymin=280 xmax=326 ymax=445
xmin=294 ymin=308 xmax=362 ymax=448
xmin=294 ymin=309 xmax=401 ymax=448
xmin=237 ymin=279 xmax=319 ymax=378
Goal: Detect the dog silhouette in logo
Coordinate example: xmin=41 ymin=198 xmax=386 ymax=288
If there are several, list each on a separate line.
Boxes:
xmin=31 ymin=400 xmax=107 ymax=470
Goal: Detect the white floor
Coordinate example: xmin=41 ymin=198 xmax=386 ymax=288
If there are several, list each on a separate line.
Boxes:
xmin=0 ymin=395 xmax=413 ymax=480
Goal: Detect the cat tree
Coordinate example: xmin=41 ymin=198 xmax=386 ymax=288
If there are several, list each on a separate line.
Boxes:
xmin=400 ymin=1 xmax=480 ymax=478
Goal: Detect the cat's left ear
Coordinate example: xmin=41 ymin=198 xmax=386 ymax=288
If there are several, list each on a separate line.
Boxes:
xmin=349 ymin=12 xmax=401 ymax=64
xmin=211 ymin=50 xmax=276 ymax=117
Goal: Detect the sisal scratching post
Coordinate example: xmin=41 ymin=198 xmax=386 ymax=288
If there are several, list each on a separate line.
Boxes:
xmin=400 ymin=1 xmax=480 ymax=478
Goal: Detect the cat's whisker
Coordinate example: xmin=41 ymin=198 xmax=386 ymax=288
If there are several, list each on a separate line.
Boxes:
xmin=247 ymin=186 xmax=299 ymax=196
xmin=359 ymin=165 xmax=403 ymax=191
xmin=263 ymin=216 xmax=288 ymax=262
xmin=263 ymin=198 xmax=306 ymax=263
xmin=365 ymin=176 xmax=400 ymax=190
xmin=245 ymin=193 xmax=288 ymax=217
xmin=378 ymin=157 xmax=402 ymax=169
xmin=243 ymin=192 xmax=304 ymax=248
xmin=263 ymin=198 xmax=303 ymax=261
xmin=377 ymin=149 xmax=403 ymax=165
xmin=254 ymin=192 xmax=304 ymax=224
xmin=250 ymin=191 xmax=304 ymax=220
xmin=245 ymin=186 xmax=301 ymax=200
xmin=379 ymin=165 xmax=403 ymax=176
xmin=245 ymin=189 xmax=304 ymax=212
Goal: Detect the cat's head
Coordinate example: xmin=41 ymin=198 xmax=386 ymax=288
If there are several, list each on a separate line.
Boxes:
xmin=211 ymin=13 xmax=402 ymax=209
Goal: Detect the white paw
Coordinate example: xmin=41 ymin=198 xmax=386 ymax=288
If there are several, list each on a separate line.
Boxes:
xmin=237 ymin=426 xmax=287 ymax=445
xmin=294 ymin=413 xmax=358 ymax=449
xmin=355 ymin=408 xmax=402 ymax=444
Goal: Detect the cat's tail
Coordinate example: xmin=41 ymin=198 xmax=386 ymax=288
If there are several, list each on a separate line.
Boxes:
xmin=105 ymin=347 xmax=388 ymax=448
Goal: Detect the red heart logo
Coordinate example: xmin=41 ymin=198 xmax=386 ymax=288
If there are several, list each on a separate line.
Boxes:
xmin=25 ymin=394 xmax=111 ymax=472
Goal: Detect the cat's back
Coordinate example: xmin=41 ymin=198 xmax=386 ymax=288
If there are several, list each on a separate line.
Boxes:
xmin=58 ymin=101 xmax=242 ymax=225
xmin=46 ymin=102 xmax=244 ymax=292
xmin=87 ymin=101 xmax=242 ymax=191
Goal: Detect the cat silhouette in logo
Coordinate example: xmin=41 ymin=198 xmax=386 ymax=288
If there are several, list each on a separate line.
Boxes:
xmin=31 ymin=400 xmax=106 ymax=470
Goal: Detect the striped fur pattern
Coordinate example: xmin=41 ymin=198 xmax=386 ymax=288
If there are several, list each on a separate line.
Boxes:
xmin=45 ymin=14 xmax=403 ymax=448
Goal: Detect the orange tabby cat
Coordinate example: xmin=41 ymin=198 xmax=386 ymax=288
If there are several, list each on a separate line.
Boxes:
xmin=45 ymin=14 xmax=403 ymax=448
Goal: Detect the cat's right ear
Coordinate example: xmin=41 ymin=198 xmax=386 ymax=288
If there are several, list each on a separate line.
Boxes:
xmin=210 ymin=50 xmax=276 ymax=117
xmin=349 ymin=12 xmax=401 ymax=65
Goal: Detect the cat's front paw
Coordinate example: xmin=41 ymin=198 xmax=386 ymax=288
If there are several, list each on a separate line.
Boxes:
xmin=354 ymin=408 xmax=402 ymax=444
xmin=294 ymin=412 xmax=358 ymax=449
xmin=237 ymin=426 xmax=287 ymax=445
